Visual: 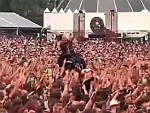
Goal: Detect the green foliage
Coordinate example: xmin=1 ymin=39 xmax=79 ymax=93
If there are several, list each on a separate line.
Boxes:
xmin=0 ymin=0 xmax=62 ymax=26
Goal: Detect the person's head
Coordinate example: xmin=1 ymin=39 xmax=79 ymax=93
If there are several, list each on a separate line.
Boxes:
xmin=50 ymin=88 xmax=61 ymax=99
xmin=48 ymin=98 xmax=61 ymax=111
xmin=53 ymin=103 xmax=63 ymax=113
xmin=11 ymin=97 xmax=23 ymax=108
xmin=0 ymin=108 xmax=8 ymax=113
xmin=94 ymin=101 xmax=106 ymax=110
xmin=65 ymin=103 xmax=77 ymax=113
xmin=83 ymin=108 xmax=103 ymax=113
xmin=17 ymin=107 xmax=28 ymax=113
xmin=25 ymin=96 xmax=42 ymax=112
xmin=110 ymin=99 xmax=120 ymax=113
xmin=56 ymin=34 xmax=68 ymax=42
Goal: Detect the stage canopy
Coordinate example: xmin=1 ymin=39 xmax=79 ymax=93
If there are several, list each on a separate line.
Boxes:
xmin=57 ymin=0 xmax=150 ymax=13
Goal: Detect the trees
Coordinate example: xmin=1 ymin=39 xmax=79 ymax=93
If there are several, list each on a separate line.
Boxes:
xmin=0 ymin=0 xmax=12 ymax=11
xmin=47 ymin=0 xmax=62 ymax=11
xmin=0 ymin=0 xmax=62 ymax=26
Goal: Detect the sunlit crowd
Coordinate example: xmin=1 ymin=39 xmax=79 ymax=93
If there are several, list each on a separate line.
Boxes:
xmin=0 ymin=35 xmax=149 ymax=113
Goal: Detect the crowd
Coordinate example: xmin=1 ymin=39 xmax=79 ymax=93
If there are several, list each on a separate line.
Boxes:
xmin=0 ymin=35 xmax=150 ymax=113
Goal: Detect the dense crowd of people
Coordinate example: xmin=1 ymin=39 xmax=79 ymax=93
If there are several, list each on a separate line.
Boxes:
xmin=0 ymin=35 xmax=150 ymax=113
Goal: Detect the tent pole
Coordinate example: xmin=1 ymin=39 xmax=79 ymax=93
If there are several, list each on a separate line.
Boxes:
xmin=16 ymin=28 xmax=19 ymax=35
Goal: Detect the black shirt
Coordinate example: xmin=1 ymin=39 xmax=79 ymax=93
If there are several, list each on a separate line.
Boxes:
xmin=60 ymin=40 xmax=74 ymax=54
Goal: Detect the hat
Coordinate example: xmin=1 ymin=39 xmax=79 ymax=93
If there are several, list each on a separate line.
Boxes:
xmin=109 ymin=99 xmax=120 ymax=107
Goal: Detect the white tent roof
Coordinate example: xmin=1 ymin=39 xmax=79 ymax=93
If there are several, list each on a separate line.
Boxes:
xmin=59 ymin=8 xmax=65 ymax=13
xmin=44 ymin=8 xmax=50 ymax=13
xmin=58 ymin=0 xmax=150 ymax=13
xmin=52 ymin=8 xmax=58 ymax=13
xmin=141 ymin=9 xmax=149 ymax=12
xmin=66 ymin=9 xmax=72 ymax=13
xmin=82 ymin=9 xmax=86 ymax=13
xmin=0 ymin=12 xmax=41 ymax=28
xmin=74 ymin=9 xmax=79 ymax=13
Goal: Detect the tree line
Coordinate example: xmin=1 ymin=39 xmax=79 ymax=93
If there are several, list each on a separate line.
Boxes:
xmin=0 ymin=0 xmax=62 ymax=26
